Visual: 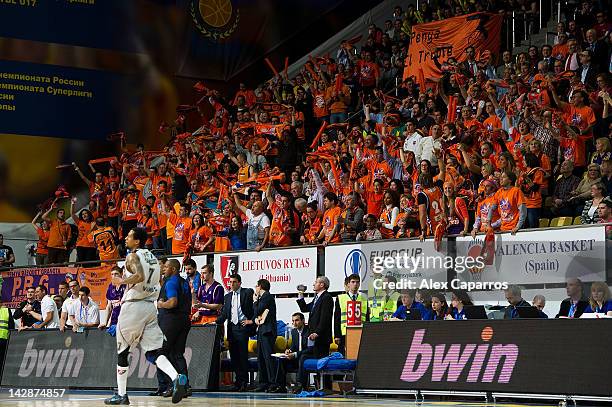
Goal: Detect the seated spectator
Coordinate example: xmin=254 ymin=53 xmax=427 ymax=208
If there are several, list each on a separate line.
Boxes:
xmin=532 ymin=294 xmax=548 ymax=318
xmin=13 ymin=286 xmax=41 ymax=329
xmin=568 ymin=163 xmax=601 ymax=214
xmin=426 ymin=292 xmax=449 ymax=320
xmin=448 ymin=290 xmax=474 ymax=320
xmin=392 ymin=290 xmax=429 ymax=320
xmin=590 ymin=137 xmax=612 ymax=165
xmin=29 ymin=285 xmax=59 ymax=329
xmin=338 ymin=193 xmax=364 ymax=242
xmin=556 ymin=278 xmax=589 ymax=318
xmin=272 ymin=312 xmax=307 ymax=394
xmin=68 ymin=286 xmax=100 ymax=332
xmin=0 ymin=234 xmax=15 ymax=269
xmin=580 ymin=182 xmax=607 ymax=223
xmin=598 ymin=198 xmax=612 ymax=239
xmin=356 ymin=214 xmax=382 ymax=241
xmin=584 ymin=282 xmax=612 ymax=315
xmin=600 ymin=159 xmax=612 ymax=195
xmin=503 ymin=285 xmax=531 ymax=319
xmin=551 ymin=160 xmax=581 ymax=216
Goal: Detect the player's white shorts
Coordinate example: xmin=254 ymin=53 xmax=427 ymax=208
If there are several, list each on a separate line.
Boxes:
xmin=116 ymin=300 xmax=164 ymax=353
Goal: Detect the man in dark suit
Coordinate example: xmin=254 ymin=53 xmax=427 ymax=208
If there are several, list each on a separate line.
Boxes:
xmin=270 ymin=312 xmax=308 ymax=393
xmin=216 ymin=273 xmax=254 ymax=392
xmin=252 ymin=278 xmax=277 ymax=392
xmin=577 ymin=50 xmax=598 ymax=90
xmin=294 ymin=276 xmax=333 ymax=393
xmin=503 ymin=285 xmax=531 ymax=319
xmin=556 ymin=278 xmax=589 ymax=318
xmin=460 ymin=46 xmax=479 ymax=77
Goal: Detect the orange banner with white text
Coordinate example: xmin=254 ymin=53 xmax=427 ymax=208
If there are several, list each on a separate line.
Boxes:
xmin=403 ymin=13 xmax=503 ymax=81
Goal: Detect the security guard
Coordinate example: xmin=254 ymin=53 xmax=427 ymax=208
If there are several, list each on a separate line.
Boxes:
xmin=0 ymin=300 xmax=15 ymax=366
xmin=152 ymin=259 xmax=192 ymax=397
xmin=334 ymin=274 xmax=367 ymax=355
xmin=368 ymin=275 xmax=400 ymax=322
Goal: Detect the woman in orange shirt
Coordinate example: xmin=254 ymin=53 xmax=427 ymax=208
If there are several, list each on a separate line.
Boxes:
xmin=70 ymin=198 xmax=97 ymax=265
xmin=31 ymin=211 xmax=50 ymax=265
xmin=137 ymin=205 xmax=156 ymax=249
xmin=189 ymin=214 xmax=214 ymax=254
xmin=519 ymin=153 xmax=546 ymax=229
xmin=442 ymin=183 xmax=469 ymax=236
xmin=379 ymin=190 xmax=399 ymax=239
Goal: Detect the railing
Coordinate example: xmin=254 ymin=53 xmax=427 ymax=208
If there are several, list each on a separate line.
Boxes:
xmin=501 ymin=0 xmax=559 ymax=51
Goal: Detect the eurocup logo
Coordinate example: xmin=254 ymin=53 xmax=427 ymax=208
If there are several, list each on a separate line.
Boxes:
xmin=344 ymin=249 xmax=367 ymax=280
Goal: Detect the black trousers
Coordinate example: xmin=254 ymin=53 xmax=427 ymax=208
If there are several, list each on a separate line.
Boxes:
xmin=229 ymin=323 xmax=250 ymax=386
xmin=274 ymin=357 xmax=298 ymax=388
xmin=297 ymin=340 xmax=330 ymax=387
xmin=257 ymin=332 xmax=277 ymax=387
xmin=157 ymin=315 xmax=191 ymax=390
xmin=337 ymin=336 xmax=346 ymax=356
xmin=47 ymin=247 xmax=68 ymax=264
xmin=76 ymin=246 xmax=98 ymax=266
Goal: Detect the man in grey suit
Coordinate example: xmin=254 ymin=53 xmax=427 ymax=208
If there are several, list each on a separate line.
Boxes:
xmin=253 ymin=278 xmax=277 ymax=392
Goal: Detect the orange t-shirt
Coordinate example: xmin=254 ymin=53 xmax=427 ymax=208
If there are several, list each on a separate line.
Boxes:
xmin=47 ymin=219 xmax=72 ymax=249
xmin=367 ymin=160 xmax=392 ymax=184
xmin=189 ymin=225 xmax=213 ymax=253
xmin=137 ymin=215 xmax=156 ymax=247
xmin=106 ymin=190 xmax=121 ymax=218
xmin=365 ymin=191 xmax=384 ymax=216
xmin=322 ymin=206 xmax=342 ymax=243
xmin=268 ymin=201 xmax=299 ymax=247
xmin=562 ymin=104 xmax=596 ymax=166
xmin=121 ymin=196 xmax=139 ymax=221
xmin=521 ymin=168 xmax=545 ymax=209
xmin=89 ymin=226 xmax=118 ymax=261
xmin=421 ymin=186 xmax=445 ymax=234
xmin=36 ymin=228 xmax=50 ymax=255
xmin=379 ymin=207 xmax=396 ymax=239
xmin=483 ymin=115 xmax=503 ymax=131
xmin=169 ymin=213 xmax=192 ymax=255
xmin=476 ymin=194 xmax=501 ymax=232
xmin=312 ymin=91 xmax=329 ymax=118
xmin=552 ymin=43 xmax=569 ymax=60
xmin=76 ymin=220 xmax=95 ymax=248
xmin=494 ymin=187 xmax=525 ymax=231
xmin=151 ymin=174 xmax=172 ymax=199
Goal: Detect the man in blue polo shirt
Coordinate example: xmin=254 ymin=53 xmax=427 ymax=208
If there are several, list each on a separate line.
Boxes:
xmin=392 ymin=290 xmax=429 ymax=320
xmin=151 ymin=259 xmax=192 ymax=397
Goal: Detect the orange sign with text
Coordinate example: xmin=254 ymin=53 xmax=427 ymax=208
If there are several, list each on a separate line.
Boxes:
xmin=403 ymin=12 xmax=503 ymax=81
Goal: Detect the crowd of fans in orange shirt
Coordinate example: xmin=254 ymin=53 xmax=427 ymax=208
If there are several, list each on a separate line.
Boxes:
xmin=27 ymin=1 xmax=612 ymax=267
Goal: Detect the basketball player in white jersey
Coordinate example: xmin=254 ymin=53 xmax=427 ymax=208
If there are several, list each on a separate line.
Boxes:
xmin=104 ymin=227 xmax=187 ymax=405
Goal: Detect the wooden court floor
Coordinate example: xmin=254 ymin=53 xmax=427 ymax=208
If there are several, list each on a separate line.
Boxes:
xmin=0 ymin=391 xmax=563 ymax=407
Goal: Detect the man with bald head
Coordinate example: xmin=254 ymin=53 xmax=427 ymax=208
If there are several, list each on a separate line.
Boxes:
xmin=152 ymin=258 xmax=192 ymax=397
xmin=556 ymin=278 xmax=588 ymax=318
xmin=233 ymin=192 xmax=270 ymax=251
